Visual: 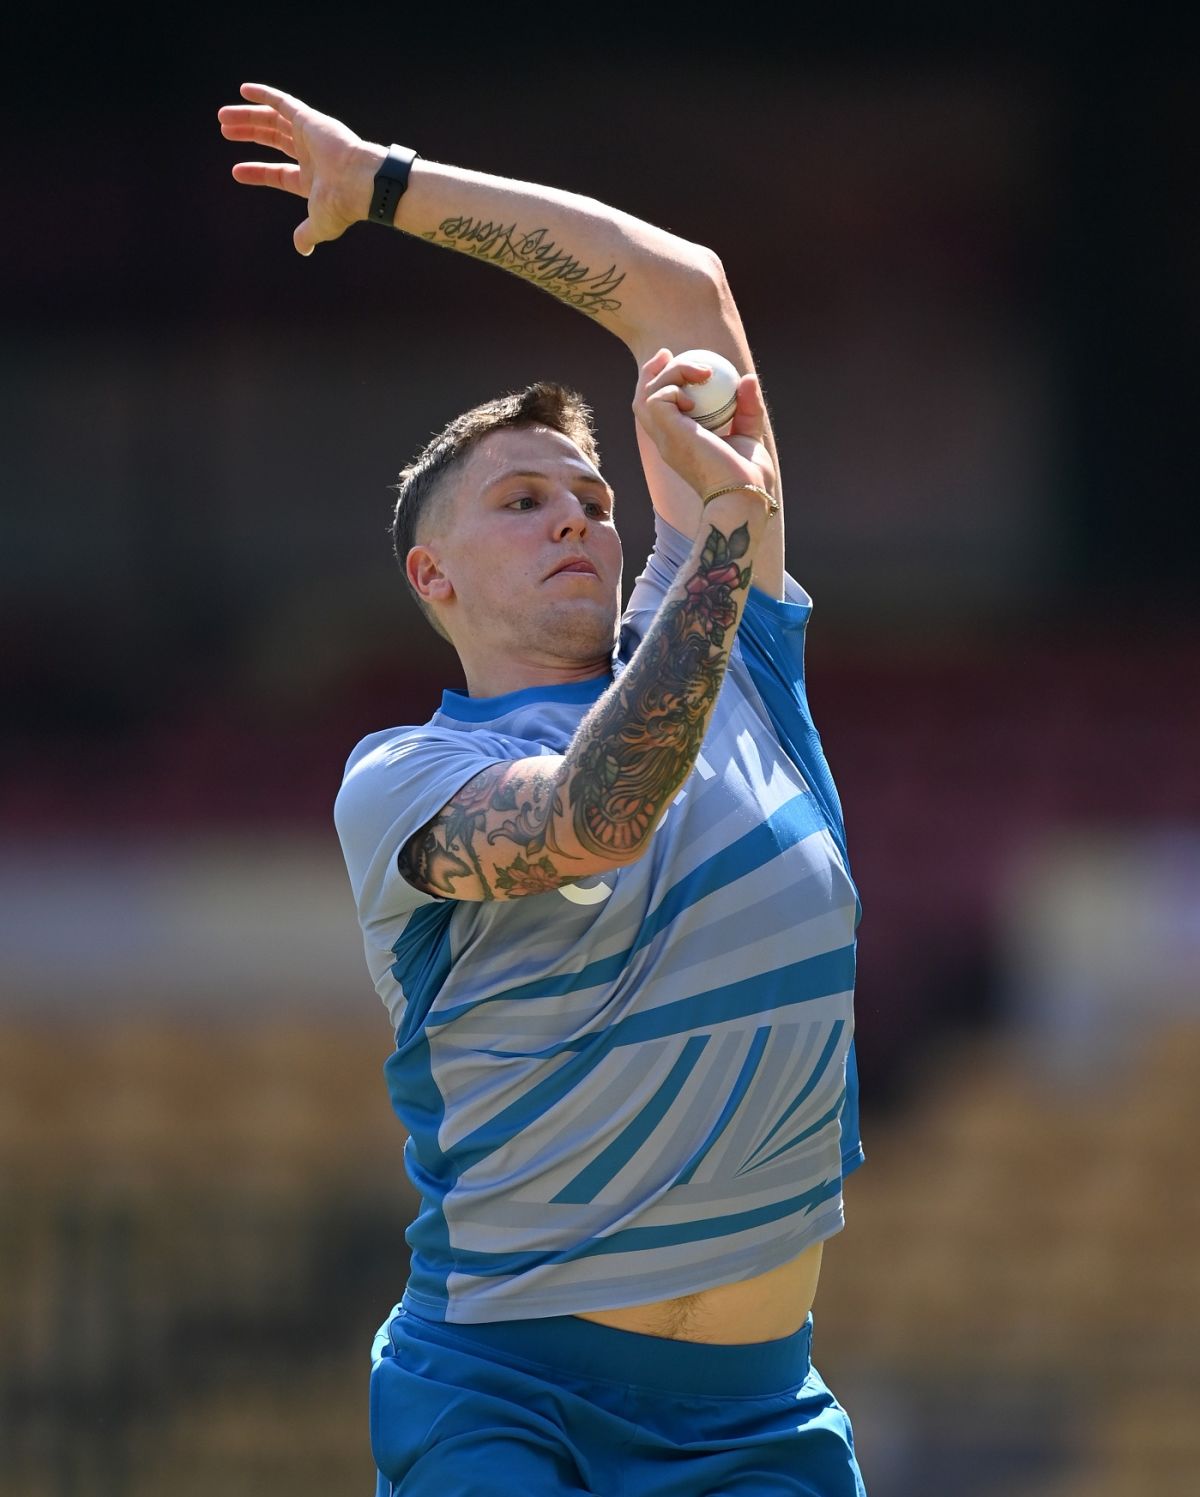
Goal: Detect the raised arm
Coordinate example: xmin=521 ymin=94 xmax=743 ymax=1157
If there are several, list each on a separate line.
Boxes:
xmin=218 ymin=83 xmax=786 ymax=596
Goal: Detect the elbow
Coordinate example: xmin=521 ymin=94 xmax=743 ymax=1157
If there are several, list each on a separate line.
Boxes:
xmin=678 ymin=242 xmax=730 ymax=308
xmin=648 ymin=230 xmax=729 ymax=306
xmin=667 ymin=242 xmax=739 ymax=340
xmin=693 ymin=242 xmax=728 ymax=291
xmin=630 ymin=244 xmax=733 ymax=358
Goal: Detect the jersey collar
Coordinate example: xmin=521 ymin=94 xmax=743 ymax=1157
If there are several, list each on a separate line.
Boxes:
xmin=438 ymin=674 xmax=611 ymax=722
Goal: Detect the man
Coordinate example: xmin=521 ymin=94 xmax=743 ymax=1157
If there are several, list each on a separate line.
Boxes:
xmin=220 ymin=82 xmax=867 ymax=1496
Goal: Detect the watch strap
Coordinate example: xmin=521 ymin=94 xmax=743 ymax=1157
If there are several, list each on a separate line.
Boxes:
xmin=368 ymin=144 xmax=419 ymax=226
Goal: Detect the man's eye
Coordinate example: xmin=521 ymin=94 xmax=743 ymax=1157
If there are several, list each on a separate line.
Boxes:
xmin=508 ymin=495 xmax=536 ymax=510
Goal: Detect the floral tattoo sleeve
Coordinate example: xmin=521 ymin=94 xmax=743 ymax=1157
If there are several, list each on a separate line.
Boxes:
xmin=400 ymin=524 xmax=754 ymax=900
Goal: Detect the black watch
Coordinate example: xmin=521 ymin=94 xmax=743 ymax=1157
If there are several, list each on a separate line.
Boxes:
xmin=368 ymin=145 xmax=420 ymax=226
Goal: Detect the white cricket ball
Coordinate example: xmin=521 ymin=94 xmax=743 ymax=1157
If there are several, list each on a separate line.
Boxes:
xmin=676 ymin=348 xmax=740 ymax=433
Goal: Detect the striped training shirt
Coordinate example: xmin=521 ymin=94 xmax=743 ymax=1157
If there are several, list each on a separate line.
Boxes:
xmin=335 ymin=515 xmax=864 ymax=1324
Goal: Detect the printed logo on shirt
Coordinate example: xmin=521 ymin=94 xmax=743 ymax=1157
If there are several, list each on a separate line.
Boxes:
xmin=558 ymin=876 xmax=613 ymax=905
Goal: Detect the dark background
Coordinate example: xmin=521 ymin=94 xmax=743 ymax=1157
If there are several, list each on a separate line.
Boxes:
xmin=4 ymin=5 xmax=1199 ymax=1495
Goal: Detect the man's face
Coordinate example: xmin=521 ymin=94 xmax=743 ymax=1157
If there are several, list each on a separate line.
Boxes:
xmin=416 ymin=425 xmax=624 ymax=668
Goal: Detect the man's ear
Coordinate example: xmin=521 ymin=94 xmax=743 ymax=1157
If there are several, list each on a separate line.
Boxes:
xmin=407 ymin=545 xmax=455 ymax=607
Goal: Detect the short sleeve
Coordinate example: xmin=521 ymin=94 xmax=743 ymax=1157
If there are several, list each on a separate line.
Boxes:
xmin=623 ymin=512 xmax=692 ymax=623
xmin=333 ymin=727 xmax=508 ymax=931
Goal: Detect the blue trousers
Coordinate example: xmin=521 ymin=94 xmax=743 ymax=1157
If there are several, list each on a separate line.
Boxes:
xmin=370 ymin=1303 xmax=867 ymax=1495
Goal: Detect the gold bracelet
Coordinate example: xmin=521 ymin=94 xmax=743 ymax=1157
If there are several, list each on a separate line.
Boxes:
xmin=700 ymin=482 xmax=779 ymax=519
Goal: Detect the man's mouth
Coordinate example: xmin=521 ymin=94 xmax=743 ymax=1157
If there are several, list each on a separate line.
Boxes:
xmin=548 ymin=558 xmax=598 ymax=577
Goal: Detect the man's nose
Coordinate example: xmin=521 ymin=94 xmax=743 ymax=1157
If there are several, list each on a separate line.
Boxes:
xmin=552 ymin=494 xmax=589 ymax=539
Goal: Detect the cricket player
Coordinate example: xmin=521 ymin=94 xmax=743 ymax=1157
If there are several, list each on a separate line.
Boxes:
xmin=220 ymin=80 xmax=868 ymax=1496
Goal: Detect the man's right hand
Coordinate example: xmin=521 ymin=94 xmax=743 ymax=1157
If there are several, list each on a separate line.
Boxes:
xmin=633 ymin=349 xmax=777 ymax=512
xmin=218 ymin=83 xmax=387 ymax=257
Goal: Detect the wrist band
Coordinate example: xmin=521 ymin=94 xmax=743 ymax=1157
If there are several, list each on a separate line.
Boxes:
xmin=701 ymin=482 xmax=780 ymax=519
xmin=368 ymin=144 xmax=420 ymax=226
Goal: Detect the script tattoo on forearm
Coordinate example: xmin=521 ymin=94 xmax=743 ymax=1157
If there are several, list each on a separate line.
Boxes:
xmin=400 ymin=524 xmax=752 ymax=898
xmin=569 ymin=523 xmax=752 ymax=856
xmin=423 ymin=215 xmax=625 ymax=316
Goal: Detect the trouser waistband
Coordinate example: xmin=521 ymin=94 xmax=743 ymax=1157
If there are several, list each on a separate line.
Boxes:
xmin=397 ymin=1304 xmax=815 ymax=1397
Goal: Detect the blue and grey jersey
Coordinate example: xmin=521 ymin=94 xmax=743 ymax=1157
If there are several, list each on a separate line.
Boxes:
xmin=335 ymin=515 xmax=864 ymax=1325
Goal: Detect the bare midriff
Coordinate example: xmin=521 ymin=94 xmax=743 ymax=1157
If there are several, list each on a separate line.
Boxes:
xmin=572 ymin=1240 xmax=824 ymax=1345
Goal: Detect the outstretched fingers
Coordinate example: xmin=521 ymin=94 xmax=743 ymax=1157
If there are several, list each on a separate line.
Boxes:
xmin=217 ymin=105 xmax=295 ymax=155
xmin=218 ymin=82 xmax=356 ymax=259
xmin=230 ymin=161 xmax=304 ymax=196
xmin=238 ymin=82 xmax=303 ymax=120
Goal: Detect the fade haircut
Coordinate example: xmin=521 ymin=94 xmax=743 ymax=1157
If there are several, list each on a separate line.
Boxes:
xmin=391 ymin=382 xmax=601 ymax=641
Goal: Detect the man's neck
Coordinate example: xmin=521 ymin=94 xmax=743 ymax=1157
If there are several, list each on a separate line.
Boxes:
xmin=459 ymin=652 xmax=612 ymax=699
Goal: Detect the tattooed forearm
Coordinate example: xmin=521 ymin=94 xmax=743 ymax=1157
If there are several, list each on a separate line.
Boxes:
xmin=401 ymin=760 xmax=579 ymax=901
xmin=567 ymin=523 xmax=753 ymax=858
xmin=422 ymin=215 xmax=625 ymax=317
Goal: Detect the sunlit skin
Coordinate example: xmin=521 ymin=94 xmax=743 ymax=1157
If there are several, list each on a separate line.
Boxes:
xmin=575 ymin=1241 xmax=824 ymax=1345
xmin=406 ymin=426 xmax=624 ymax=699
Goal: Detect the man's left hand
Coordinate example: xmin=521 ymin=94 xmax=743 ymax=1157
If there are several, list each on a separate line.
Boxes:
xmin=218 ymin=83 xmax=386 ymax=256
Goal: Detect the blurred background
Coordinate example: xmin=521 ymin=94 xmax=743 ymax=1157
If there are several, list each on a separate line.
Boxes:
xmin=3 ymin=3 xmax=1198 ymax=1493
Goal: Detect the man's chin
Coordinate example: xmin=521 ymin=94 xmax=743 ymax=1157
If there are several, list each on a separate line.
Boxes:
xmin=536 ymin=600 xmax=618 ymax=661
